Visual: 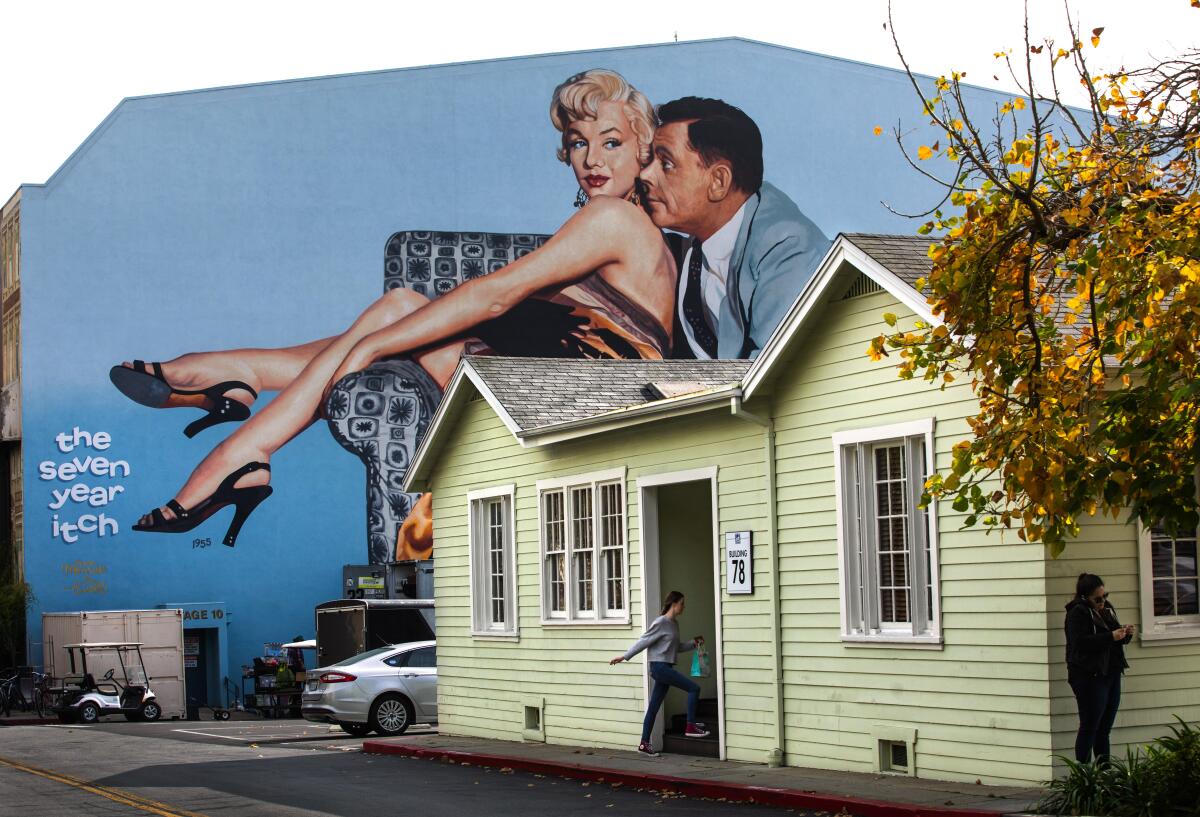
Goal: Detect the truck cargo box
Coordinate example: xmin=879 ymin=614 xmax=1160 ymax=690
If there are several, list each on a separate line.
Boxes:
xmin=314 ymin=599 xmax=434 ymax=667
xmin=42 ymin=609 xmax=186 ymax=719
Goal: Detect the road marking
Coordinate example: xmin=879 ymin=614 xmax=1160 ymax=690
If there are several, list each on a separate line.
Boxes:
xmin=171 ymin=729 xmax=258 ymax=741
xmin=167 ymin=723 xmax=278 ymax=731
xmin=0 ymin=755 xmax=208 ymax=817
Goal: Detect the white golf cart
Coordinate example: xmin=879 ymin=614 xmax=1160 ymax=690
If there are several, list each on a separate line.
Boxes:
xmin=52 ymin=642 xmax=163 ymax=724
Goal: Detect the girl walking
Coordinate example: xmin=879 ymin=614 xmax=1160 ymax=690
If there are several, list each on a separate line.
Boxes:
xmin=611 ymin=590 xmax=709 ymax=756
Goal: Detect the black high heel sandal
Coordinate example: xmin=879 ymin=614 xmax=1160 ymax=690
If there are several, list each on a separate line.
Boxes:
xmin=109 ymin=360 xmax=258 ymax=438
xmin=133 ymin=462 xmax=272 ymax=547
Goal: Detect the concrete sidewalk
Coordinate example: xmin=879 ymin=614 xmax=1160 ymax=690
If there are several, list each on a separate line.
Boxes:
xmin=0 ymin=710 xmax=57 ymax=726
xmin=362 ymin=733 xmax=1045 ymax=817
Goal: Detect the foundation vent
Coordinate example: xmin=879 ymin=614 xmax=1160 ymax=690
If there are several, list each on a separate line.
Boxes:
xmin=871 ymin=725 xmax=917 ymax=776
xmin=522 ymin=696 xmax=546 ymax=742
xmin=882 ymin=740 xmax=908 ymax=773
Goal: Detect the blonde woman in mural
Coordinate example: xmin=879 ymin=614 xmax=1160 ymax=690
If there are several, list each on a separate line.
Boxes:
xmin=114 ymin=69 xmax=678 ymax=545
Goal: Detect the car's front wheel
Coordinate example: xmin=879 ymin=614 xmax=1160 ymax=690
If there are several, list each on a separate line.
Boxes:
xmin=338 ymin=721 xmax=373 ymax=737
xmin=78 ymin=702 xmax=101 ymax=724
xmin=369 ymin=694 xmax=412 ymax=736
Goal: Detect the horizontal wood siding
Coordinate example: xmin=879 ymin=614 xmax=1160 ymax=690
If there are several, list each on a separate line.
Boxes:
xmin=771 ymin=289 xmax=1056 ymax=785
xmin=430 ymin=394 xmax=775 ymax=761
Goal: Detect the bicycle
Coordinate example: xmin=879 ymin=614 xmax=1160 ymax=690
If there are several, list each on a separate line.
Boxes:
xmin=32 ymin=672 xmax=56 ymax=719
xmin=0 ymin=671 xmax=21 ymax=717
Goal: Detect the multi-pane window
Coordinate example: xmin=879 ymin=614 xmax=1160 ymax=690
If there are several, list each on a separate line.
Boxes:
xmin=834 ymin=422 xmax=940 ymax=642
xmin=571 ymin=487 xmax=595 ymax=616
xmin=600 ymin=483 xmax=624 ymax=615
xmin=1138 ymin=475 xmax=1200 ymax=638
xmin=539 ymin=472 xmax=627 ymax=623
xmin=543 ymin=491 xmax=566 ymax=616
xmin=469 ymin=487 xmax=516 ymax=636
xmin=1139 ymin=514 xmax=1200 ymax=640
xmin=487 ymin=499 xmax=507 ymax=626
xmin=1 ymin=208 xmax=18 ymax=295
xmin=1150 ymin=524 xmax=1199 ymax=618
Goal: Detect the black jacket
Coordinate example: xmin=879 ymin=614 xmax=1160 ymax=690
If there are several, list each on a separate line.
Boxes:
xmin=1065 ymin=599 xmax=1131 ymax=678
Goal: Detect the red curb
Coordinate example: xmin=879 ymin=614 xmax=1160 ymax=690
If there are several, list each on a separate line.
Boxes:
xmin=362 ymin=740 xmax=1027 ymax=817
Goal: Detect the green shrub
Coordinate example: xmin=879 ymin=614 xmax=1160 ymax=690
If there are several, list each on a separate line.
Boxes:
xmin=1037 ymin=718 xmax=1200 ymax=816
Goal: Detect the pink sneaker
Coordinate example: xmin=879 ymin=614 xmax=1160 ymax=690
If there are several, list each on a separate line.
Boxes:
xmin=685 ymin=724 xmax=710 ymax=738
xmin=637 ymin=741 xmax=660 ymax=756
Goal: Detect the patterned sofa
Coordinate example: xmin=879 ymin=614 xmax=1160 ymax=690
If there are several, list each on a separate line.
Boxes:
xmin=325 ymin=230 xmax=550 ymax=564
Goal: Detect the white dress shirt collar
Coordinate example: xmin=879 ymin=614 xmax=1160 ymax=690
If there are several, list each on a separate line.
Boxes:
xmin=678 ymin=199 xmax=751 ymax=359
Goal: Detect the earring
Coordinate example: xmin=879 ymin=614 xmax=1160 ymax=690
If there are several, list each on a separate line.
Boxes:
xmin=574 ymin=188 xmax=589 ymax=208
xmin=627 ymin=179 xmax=646 ymax=209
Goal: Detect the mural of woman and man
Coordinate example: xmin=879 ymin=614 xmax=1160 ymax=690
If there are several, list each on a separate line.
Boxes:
xmin=108 ymin=68 xmax=832 ymax=561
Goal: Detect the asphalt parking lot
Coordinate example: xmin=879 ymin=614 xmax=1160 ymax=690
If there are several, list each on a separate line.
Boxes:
xmin=0 ymin=719 xmax=816 ymax=816
xmin=77 ymin=717 xmax=436 ymax=747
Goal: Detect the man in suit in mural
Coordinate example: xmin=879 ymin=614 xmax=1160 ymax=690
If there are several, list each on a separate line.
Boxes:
xmin=639 ymin=97 xmax=832 ymax=360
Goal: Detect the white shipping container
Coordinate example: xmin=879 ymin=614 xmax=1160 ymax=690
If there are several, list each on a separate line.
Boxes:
xmin=42 ymin=609 xmax=186 ymax=719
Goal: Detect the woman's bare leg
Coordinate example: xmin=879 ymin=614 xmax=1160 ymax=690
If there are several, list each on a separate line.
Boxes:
xmin=139 ymin=289 xmax=464 ymax=521
xmin=138 ymin=337 xmax=337 ymax=399
xmin=122 ymin=289 xmax=444 ymax=408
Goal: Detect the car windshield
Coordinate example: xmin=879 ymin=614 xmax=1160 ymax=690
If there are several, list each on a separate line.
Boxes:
xmin=332 ymin=646 xmax=395 ymax=667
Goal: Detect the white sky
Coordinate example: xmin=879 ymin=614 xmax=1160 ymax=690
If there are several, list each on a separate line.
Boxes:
xmin=2 ymin=0 xmax=1196 ymax=198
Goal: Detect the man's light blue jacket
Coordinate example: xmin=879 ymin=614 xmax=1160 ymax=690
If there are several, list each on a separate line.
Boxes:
xmin=714 ymin=182 xmax=832 ymax=359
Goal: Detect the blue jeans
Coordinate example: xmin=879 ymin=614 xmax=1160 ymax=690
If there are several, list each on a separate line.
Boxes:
xmin=641 ymin=661 xmax=700 ymax=743
xmin=1069 ymin=671 xmax=1122 ymax=763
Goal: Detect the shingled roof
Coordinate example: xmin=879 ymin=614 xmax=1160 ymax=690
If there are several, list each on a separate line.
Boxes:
xmin=842 ymin=233 xmax=934 ymax=287
xmin=407 ymin=233 xmax=944 ymax=490
xmin=464 ymin=356 xmax=752 ymax=433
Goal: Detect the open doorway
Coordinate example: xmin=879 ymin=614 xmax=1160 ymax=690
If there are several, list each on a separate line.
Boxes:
xmin=638 ymin=468 xmax=723 ymax=759
xmin=184 ymin=627 xmax=220 ymax=718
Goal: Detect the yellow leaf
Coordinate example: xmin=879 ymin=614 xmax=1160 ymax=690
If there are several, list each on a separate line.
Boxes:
xmin=917 ymin=145 xmax=933 ymax=160
xmin=1014 ymin=97 xmax=1027 ymax=111
xmin=873 ymin=126 xmax=884 ymax=136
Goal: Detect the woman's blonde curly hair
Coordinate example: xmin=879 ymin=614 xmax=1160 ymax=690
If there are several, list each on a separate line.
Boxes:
xmin=549 ymin=68 xmax=656 ymax=166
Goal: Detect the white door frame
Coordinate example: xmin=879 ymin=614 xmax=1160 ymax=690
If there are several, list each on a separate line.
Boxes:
xmin=635 ymin=466 xmax=724 ymax=760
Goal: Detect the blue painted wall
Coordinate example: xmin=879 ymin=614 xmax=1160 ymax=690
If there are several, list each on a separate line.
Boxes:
xmin=18 ymin=38 xmax=1017 ymax=683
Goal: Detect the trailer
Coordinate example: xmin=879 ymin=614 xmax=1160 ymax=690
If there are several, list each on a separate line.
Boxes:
xmin=314 ymin=599 xmax=434 ymax=667
xmin=42 ymin=609 xmax=186 ymax=719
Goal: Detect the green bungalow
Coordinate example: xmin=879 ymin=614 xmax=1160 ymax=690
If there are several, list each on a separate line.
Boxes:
xmin=403 ymin=233 xmax=1200 ymax=786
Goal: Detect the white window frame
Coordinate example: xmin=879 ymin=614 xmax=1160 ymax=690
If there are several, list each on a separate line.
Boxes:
xmin=1137 ymin=488 xmax=1200 ymax=643
xmin=467 ymin=484 xmax=518 ymax=638
xmin=833 ymin=419 xmax=942 ymax=647
xmin=537 ymin=468 xmax=629 ymax=625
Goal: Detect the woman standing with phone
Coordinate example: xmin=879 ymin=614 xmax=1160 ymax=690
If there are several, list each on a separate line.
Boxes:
xmin=1065 ymin=573 xmax=1135 ymax=764
xmin=611 ymin=590 xmax=708 ymax=756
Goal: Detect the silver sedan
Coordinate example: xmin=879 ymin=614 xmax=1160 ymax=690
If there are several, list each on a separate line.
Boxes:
xmin=301 ymin=641 xmax=436 ymax=737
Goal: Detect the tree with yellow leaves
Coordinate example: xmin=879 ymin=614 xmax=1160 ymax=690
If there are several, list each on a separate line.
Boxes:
xmin=873 ymin=5 xmax=1200 ymax=554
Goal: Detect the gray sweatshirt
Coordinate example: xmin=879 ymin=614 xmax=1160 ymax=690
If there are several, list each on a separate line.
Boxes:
xmin=623 ymin=614 xmax=696 ymax=664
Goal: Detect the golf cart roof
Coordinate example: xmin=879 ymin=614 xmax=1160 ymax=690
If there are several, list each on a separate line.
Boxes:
xmin=63 ymin=642 xmax=144 ymax=649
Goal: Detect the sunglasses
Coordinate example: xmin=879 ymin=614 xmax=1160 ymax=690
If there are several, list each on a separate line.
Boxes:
xmin=1089 ymin=593 xmax=1109 ymax=604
